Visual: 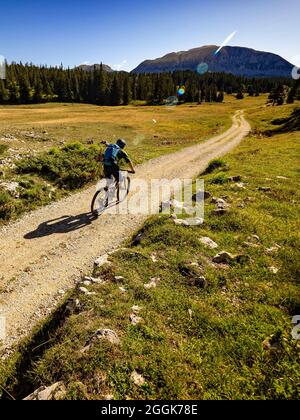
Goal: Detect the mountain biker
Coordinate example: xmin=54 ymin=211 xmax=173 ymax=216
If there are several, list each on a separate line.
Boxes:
xmin=100 ymin=139 xmax=135 ymax=185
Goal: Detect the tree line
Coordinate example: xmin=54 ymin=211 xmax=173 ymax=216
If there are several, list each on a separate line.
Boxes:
xmin=0 ymin=62 xmax=296 ymax=106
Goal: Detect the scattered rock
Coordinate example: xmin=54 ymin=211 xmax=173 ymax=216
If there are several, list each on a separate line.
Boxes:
xmin=130 ymin=371 xmax=146 ymax=387
xmin=94 ymin=254 xmax=111 ymax=267
xmin=150 ymin=253 xmax=158 ymax=262
xmin=132 ymin=230 xmax=145 ymax=246
xmin=236 ymin=182 xmax=247 ymax=189
xmin=66 ymin=298 xmax=82 ymax=314
xmin=114 ymin=276 xmax=125 ymax=282
xmin=89 ymin=329 xmax=120 ymax=346
xmin=276 ymin=176 xmax=288 ymax=180
xmin=119 ymin=287 xmax=127 ymax=293
xmin=23 ymin=382 xmax=66 ymax=400
xmin=199 ymin=236 xmax=218 ymax=249
xmin=174 ymin=217 xmax=204 ymax=226
xmin=212 ymin=208 xmax=229 ymax=216
xmin=78 ymin=287 xmax=96 ymax=296
xmin=144 ymin=277 xmax=159 ymax=289
xmin=132 ymin=305 xmax=142 ymax=314
xmin=192 ymin=276 xmax=207 ymax=289
xmin=258 ymin=187 xmax=272 ymax=192
xmin=212 ymin=251 xmax=235 ymax=264
xmin=265 ymin=245 xmax=281 ymax=254
xmin=130 ymin=314 xmax=144 ymax=325
xmin=269 ymin=266 xmax=279 ymax=274
xmin=84 ymin=276 xmax=106 ymax=285
xmin=188 ymin=309 xmax=193 ymax=319
xmin=243 ymin=241 xmax=260 ymax=248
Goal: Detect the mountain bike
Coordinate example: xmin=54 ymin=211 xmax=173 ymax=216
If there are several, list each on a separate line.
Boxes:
xmin=91 ymin=169 xmax=134 ymax=216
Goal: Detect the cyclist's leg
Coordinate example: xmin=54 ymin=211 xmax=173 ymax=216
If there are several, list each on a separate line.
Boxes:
xmin=111 ymin=164 xmax=120 ymax=201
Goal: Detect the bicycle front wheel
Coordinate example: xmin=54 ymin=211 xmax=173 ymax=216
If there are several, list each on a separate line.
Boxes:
xmin=91 ymin=187 xmax=109 ymax=215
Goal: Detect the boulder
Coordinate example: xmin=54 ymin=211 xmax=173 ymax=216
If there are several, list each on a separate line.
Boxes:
xmin=144 ymin=277 xmax=159 ymax=289
xmin=130 ymin=371 xmax=146 ymax=387
xmin=94 ymin=254 xmax=111 ymax=267
xmin=199 ymin=236 xmax=218 ymax=249
xmin=23 ymin=382 xmax=66 ymax=400
xmin=212 ymin=251 xmax=235 ymax=264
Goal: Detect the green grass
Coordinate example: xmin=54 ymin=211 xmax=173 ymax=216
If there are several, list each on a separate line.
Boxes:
xmin=1 ymin=104 xmax=299 ymax=400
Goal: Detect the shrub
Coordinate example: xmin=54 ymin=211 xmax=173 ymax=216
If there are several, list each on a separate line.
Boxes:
xmin=208 ymin=172 xmax=228 ymax=184
xmin=203 ymin=158 xmax=228 ymax=174
xmin=16 ymin=142 xmax=102 ymax=190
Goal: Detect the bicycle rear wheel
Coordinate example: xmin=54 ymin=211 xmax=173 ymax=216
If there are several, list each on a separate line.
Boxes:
xmin=91 ymin=187 xmax=109 ymax=215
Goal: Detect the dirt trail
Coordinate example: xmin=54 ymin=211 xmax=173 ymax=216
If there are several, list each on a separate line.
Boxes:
xmin=0 ymin=110 xmax=250 ymax=352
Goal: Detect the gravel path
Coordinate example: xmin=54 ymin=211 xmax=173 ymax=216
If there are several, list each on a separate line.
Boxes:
xmin=0 ymin=110 xmax=250 ymax=353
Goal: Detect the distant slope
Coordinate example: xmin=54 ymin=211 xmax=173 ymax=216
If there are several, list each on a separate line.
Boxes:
xmin=132 ymin=45 xmax=293 ymax=77
xmin=77 ymin=63 xmax=114 ymax=72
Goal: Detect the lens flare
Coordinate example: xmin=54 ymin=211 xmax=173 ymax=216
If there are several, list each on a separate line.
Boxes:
xmin=196 ymin=62 xmax=209 ymax=75
xmin=215 ymin=31 xmax=237 ymax=55
xmin=177 ymin=86 xmax=185 ymax=96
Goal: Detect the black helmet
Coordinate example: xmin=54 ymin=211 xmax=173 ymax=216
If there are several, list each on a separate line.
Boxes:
xmin=117 ymin=138 xmax=126 ymax=149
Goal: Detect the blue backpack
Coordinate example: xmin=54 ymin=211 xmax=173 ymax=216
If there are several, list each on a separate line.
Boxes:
xmin=104 ymin=144 xmax=120 ymax=164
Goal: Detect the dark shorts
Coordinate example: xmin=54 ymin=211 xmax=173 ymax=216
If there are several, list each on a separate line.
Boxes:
xmin=103 ymin=163 xmax=120 ymax=184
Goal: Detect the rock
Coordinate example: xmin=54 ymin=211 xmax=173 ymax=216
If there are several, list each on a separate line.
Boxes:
xmin=130 ymin=314 xmax=143 ymax=325
xmin=130 ymin=371 xmax=145 ymax=387
xmin=211 ymin=197 xmax=226 ymax=205
xmin=78 ymin=287 xmax=96 ymax=296
xmin=236 ymin=182 xmax=247 ymax=189
xmin=132 ymin=305 xmax=142 ymax=314
xmin=212 ymin=251 xmax=235 ymax=264
xmin=23 ymin=382 xmax=66 ymax=400
xmin=276 ymin=176 xmax=288 ymax=180
xmin=199 ymin=236 xmax=218 ymax=249
xmin=66 ymin=298 xmax=82 ymax=314
xmin=269 ymin=266 xmax=279 ymax=274
xmin=243 ymin=241 xmax=260 ymax=248
xmin=114 ymin=276 xmax=125 ymax=281
xmin=150 ymin=253 xmax=158 ymax=262
xmin=84 ymin=276 xmax=105 ymax=285
xmin=258 ymin=187 xmax=272 ymax=192
xmin=174 ymin=217 xmax=204 ymax=226
xmin=132 ymin=230 xmax=145 ymax=246
xmin=229 ymin=175 xmax=242 ymax=182
xmin=94 ymin=254 xmax=111 ymax=267
xmin=144 ymin=277 xmax=159 ymax=289
xmin=119 ymin=287 xmax=127 ymax=293
xmin=249 ymin=234 xmax=260 ymax=242
xmin=265 ymin=245 xmax=280 ymax=254
xmin=193 ymin=276 xmax=207 ymax=289
xmin=212 ymin=208 xmax=229 ymax=216
xmin=192 ymin=190 xmax=211 ymax=201
xmin=188 ymin=309 xmax=193 ymax=319
xmin=90 ymin=329 xmax=120 ymax=346
xmin=82 ymin=280 xmax=92 ymax=286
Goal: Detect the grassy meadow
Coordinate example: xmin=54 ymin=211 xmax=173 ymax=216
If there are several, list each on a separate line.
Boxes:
xmin=1 ymin=99 xmax=299 ymax=399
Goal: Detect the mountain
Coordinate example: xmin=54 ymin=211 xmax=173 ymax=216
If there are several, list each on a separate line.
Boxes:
xmin=77 ymin=63 xmax=114 ymax=72
xmin=132 ymin=45 xmax=293 ymax=78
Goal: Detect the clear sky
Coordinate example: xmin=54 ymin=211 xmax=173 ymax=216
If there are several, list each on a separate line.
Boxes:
xmin=0 ymin=0 xmax=299 ymax=71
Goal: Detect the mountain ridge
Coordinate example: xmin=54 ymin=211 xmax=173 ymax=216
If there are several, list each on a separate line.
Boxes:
xmin=132 ymin=45 xmax=293 ymax=78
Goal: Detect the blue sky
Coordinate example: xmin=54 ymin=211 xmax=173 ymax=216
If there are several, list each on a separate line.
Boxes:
xmin=0 ymin=0 xmax=299 ymax=70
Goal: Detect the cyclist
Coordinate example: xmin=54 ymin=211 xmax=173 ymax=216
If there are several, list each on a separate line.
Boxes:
xmin=100 ymin=138 xmax=135 ymax=185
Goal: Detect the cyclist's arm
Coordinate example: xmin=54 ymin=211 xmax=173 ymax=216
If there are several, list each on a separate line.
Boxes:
xmin=119 ymin=150 xmax=135 ymax=173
